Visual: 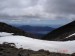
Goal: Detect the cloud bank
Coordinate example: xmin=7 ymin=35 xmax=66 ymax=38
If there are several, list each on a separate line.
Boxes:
xmin=0 ymin=0 xmax=75 ymax=20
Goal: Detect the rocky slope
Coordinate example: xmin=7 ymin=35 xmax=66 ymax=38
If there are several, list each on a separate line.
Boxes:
xmin=0 ymin=22 xmax=38 ymax=38
xmin=42 ymin=21 xmax=75 ymax=41
xmin=0 ymin=43 xmax=74 ymax=56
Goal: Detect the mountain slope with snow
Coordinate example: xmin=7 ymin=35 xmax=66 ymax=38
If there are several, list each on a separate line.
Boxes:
xmin=0 ymin=22 xmax=38 ymax=38
xmin=43 ymin=21 xmax=75 ymax=41
xmin=0 ymin=35 xmax=75 ymax=54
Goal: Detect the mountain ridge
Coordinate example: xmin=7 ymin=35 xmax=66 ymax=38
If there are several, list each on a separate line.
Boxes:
xmin=16 ymin=25 xmax=55 ymax=38
xmin=0 ymin=22 xmax=37 ymax=38
xmin=42 ymin=21 xmax=75 ymax=41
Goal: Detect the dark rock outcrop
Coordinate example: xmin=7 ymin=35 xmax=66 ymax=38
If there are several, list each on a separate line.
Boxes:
xmin=42 ymin=21 xmax=75 ymax=41
xmin=0 ymin=43 xmax=72 ymax=56
xmin=0 ymin=22 xmax=37 ymax=38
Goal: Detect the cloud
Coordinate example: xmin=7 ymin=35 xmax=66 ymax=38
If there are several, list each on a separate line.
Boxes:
xmin=0 ymin=0 xmax=75 ymax=20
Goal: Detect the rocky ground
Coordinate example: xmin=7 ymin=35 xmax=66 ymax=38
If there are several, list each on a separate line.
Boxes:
xmin=0 ymin=43 xmax=75 ymax=56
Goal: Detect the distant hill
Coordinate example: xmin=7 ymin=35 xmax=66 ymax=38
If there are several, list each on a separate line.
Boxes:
xmin=18 ymin=25 xmax=54 ymax=31
xmin=17 ymin=25 xmax=55 ymax=38
xmin=42 ymin=21 xmax=75 ymax=41
xmin=0 ymin=22 xmax=38 ymax=38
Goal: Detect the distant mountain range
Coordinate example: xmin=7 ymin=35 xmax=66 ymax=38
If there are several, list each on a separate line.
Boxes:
xmin=42 ymin=21 xmax=75 ymax=41
xmin=0 ymin=22 xmax=37 ymax=38
xmin=0 ymin=21 xmax=75 ymax=41
xmin=17 ymin=25 xmax=55 ymax=38
xmin=18 ymin=25 xmax=54 ymax=31
xmin=0 ymin=22 xmax=55 ymax=39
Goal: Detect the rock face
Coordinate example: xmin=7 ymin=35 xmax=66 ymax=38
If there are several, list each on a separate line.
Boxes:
xmin=0 ymin=22 xmax=37 ymax=38
xmin=0 ymin=43 xmax=72 ymax=56
xmin=42 ymin=21 xmax=75 ymax=41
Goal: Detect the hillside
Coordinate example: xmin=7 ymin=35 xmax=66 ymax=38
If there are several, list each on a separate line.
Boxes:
xmin=0 ymin=22 xmax=37 ymax=38
xmin=42 ymin=21 xmax=75 ymax=41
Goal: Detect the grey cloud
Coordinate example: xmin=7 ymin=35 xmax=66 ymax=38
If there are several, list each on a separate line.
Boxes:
xmin=0 ymin=0 xmax=75 ymax=20
xmin=46 ymin=0 xmax=75 ymax=14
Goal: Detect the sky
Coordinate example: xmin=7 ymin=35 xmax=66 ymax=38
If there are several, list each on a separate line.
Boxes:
xmin=0 ymin=0 xmax=75 ymax=25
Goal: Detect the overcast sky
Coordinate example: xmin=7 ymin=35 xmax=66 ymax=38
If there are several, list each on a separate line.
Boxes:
xmin=0 ymin=0 xmax=75 ymax=25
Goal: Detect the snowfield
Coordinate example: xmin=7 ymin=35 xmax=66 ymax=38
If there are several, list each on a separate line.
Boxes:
xmin=0 ymin=32 xmax=75 ymax=54
xmin=0 ymin=32 xmax=14 ymax=37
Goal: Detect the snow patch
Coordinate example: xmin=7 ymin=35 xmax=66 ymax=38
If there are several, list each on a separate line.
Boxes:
xmin=0 ymin=32 xmax=14 ymax=37
xmin=66 ymin=33 xmax=75 ymax=38
xmin=0 ymin=35 xmax=75 ymax=54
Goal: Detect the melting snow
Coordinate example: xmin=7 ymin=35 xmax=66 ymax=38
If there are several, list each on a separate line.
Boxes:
xmin=0 ymin=32 xmax=14 ymax=37
xmin=0 ymin=35 xmax=75 ymax=54
xmin=66 ymin=33 xmax=75 ymax=38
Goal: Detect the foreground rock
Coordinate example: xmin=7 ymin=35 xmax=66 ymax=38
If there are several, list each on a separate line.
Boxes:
xmin=0 ymin=43 xmax=73 ymax=56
